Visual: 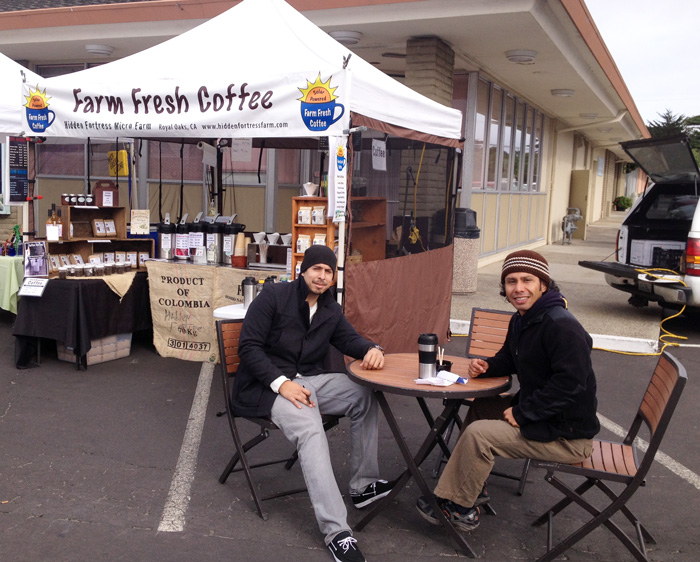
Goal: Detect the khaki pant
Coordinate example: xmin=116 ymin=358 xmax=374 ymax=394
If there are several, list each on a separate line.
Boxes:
xmin=434 ymin=396 xmax=592 ymax=509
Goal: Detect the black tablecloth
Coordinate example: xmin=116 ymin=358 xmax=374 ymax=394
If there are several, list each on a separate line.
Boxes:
xmin=13 ymin=272 xmax=152 ymax=367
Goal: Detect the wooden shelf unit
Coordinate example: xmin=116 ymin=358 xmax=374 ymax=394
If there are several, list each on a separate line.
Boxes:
xmin=61 ymin=205 xmax=127 ymax=240
xmin=291 ymin=197 xmax=336 ymax=279
xmin=348 ymin=197 xmax=386 ymax=262
xmin=48 ymin=205 xmax=154 ymax=266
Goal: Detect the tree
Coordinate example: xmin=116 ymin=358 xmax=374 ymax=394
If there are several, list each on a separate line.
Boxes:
xmin=647 ymin=110 xmax=700 ymax=164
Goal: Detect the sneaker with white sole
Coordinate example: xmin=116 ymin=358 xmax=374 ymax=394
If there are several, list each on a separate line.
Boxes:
xmin=327 ymin=531 xmax=365 ymax=562
xmin=350 ymin=479 xmax=394 ymax=509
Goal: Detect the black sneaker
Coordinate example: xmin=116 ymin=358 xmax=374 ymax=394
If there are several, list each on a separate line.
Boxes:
xmin=416 ymin=496 xmax=480 ymax=532
xmin=327 ymin=531 xmax=365 ymax=562
xmin=351 ymin=479 xmax=394 ymax=509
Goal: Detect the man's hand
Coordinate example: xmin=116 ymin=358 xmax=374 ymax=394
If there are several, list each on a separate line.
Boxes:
xmin=468 ymin=358 xmax=489 ymax=378
xmin=279 ymin=380 xmax=316 ymax=409
xmin=503 ymin=407 xmax=519 ymax=427
xmin=361 ymin=347 xmax=384 ymax=370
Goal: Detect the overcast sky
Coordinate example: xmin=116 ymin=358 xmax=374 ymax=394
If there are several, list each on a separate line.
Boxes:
xmin=585 ymin=0 xmax=700 ymax=125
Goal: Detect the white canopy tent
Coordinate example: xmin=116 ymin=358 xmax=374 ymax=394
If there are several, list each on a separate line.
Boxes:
xmin=20 ymin=0 xmax=463 ymax=147
xmin=17 ymin=0 xmax=464 ymax=301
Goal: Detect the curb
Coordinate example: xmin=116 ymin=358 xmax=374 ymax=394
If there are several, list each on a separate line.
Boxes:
xmin=450 ymin=319 xmax=658 ymax=355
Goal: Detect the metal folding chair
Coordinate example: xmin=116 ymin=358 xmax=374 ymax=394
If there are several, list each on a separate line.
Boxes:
xmin=215 ymin=318 xmax=340 ymax=520
xmin=531 ymin=351 xmax=687 ymax=562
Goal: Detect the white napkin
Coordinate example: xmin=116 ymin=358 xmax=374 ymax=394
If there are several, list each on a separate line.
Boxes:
xmin=437 ymin=371 xmax=469 ymax=384
xmin=414 ymin=377 xmax=454 ymax=386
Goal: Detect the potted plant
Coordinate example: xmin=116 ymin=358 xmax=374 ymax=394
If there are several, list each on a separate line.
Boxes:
xmin=613 ymin=196 xmax=632 ymax=211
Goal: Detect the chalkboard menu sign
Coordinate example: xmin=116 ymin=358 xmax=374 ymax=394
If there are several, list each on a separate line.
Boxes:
xmin=9 ymin=137 xmax=28 ymax=202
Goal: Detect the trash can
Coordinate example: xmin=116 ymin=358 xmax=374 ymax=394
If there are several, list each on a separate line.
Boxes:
xmin=452 ymin=208 xmax=480 ymax=294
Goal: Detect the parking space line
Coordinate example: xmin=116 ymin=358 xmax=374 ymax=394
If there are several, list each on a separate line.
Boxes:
xmin=598 ymin=413 xmax=700 ymax=491
xmin=158 ymin=361 xmax=214 ymax=532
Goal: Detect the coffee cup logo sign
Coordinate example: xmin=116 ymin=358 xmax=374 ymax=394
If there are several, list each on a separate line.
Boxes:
xmin=336 ymin=144 xmax=346 ymax=172
xmin=24 ymin=86 xmax=56 ymax=133
xmin=298 ymin=74 xmax=345 ymax=132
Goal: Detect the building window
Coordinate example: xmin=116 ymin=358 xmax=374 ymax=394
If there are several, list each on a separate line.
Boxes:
xmin=471 ymin=78 xmax=489 ymax=190
xmin=471 ymin=77 xmax=545 ymax=193
xmin=486 ymin=85 xmax=502 ymax=191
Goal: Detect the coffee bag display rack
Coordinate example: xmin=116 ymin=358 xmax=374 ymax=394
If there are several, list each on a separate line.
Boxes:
xmin=291 ymin=197 xmax=337 ymax=279
xmin=291 ymin=196 xmax=387 ymax=278
xmin=47 ymin=205 xmax=153 ymax=275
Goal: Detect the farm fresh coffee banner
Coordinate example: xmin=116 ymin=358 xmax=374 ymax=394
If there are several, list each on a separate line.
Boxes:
xmin=21 ymin=70 xmax=348 ymax=139
xmin=146 ymin=261 xmax=266 ymax=362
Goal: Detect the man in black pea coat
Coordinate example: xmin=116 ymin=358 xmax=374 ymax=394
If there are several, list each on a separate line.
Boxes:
xmin=417 ymin=250 xmax=600 ymax=534
xmin=233 ymin=245 xmax=391 ymax=562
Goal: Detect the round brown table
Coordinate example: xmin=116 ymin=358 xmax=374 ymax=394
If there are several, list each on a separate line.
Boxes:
xmin=347 ymin=352 xmax=511 ymax=558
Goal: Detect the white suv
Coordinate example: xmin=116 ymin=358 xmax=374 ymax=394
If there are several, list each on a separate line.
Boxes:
xmin=580 ymin=135 xmax=700 ymax=311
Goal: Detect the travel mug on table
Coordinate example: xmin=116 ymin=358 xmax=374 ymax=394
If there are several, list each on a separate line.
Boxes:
xmin=418 ymin=333 xmax=438 ymax=379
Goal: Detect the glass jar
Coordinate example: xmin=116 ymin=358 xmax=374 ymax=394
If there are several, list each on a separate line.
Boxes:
xmin=77 ymin=195 xmax=86 ymax=206
xmin=115 ymin=262 xmax=125 ymax=274
xmin=58 ymin=266 xmax=67 ymax=279
xmin=95 ymin=264 xmax=105 ymax=276
xmin=85 ymin=195 xmax=94 ymax=206
xmin=104 ymin=263 xmax=114 ymax=275
xmin=61 ymin=194 xmax=71 ymax=205
xmin=84 ymin=263 xmax=95 ymax=277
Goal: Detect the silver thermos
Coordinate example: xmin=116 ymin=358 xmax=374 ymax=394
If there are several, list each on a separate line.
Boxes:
xmin=240 ymin=276 xmax=257 ymax=309
xmin=418 ymin=333 xmax=438 ymax=379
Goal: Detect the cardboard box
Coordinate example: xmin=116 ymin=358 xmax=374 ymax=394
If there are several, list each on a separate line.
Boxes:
xmin=57 ymin=333 xmax=132 ymax=366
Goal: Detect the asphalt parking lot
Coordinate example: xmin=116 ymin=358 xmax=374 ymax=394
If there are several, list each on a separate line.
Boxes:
xmin=1 ymin=303 xmax=698 ymax=562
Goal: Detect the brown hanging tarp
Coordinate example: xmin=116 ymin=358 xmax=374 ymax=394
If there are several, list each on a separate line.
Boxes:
xmin=344 ymin=244 xmax=453 ymax=353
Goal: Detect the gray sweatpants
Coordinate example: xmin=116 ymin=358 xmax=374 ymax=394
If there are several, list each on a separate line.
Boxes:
xmin=270 ymin=372 xmax=380 ymax=545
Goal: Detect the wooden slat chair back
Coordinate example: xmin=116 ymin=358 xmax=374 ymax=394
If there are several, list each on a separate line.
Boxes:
xmin=465 ymin=308 xmax=512 ymax=359
xmin=531 ymin=351 xmax=687 ymax=562
xmin=216 ymin=318 xmax=340 ymax=520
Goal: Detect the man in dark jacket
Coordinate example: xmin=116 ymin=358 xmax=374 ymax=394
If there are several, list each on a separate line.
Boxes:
xmin=233 ymin=245 xmax=390 ymax=562
xmin=417 ymin=250 xmax=599 ymax=533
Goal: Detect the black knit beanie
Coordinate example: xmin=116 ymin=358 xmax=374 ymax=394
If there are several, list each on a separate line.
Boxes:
xmin=300 ymin=245 xmax=337 ymax=274
xmin=501 ymin=250 xmax=550 ymax=285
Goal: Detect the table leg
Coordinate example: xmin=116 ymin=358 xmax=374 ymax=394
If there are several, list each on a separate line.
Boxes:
xmin=417 ymin=397 xmax=454 ymax=460
xmin=355 ymin=392 xmax=477 ymax=558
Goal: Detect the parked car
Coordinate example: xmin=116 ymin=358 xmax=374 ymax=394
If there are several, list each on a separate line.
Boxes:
xmin=580 ymin=134 xmax=700 ymax=311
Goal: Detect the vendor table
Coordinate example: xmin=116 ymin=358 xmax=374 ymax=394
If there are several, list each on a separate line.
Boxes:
xmin=13 ymin=271 xmax=152 ymax=368
xmin=346 ymin=353 xmax=511 ymax=558
xmin=0 ymin=256 xmax=24 ymax=314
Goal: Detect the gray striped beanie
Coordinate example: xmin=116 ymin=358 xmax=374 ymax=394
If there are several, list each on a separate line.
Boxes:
xmin=501 ymin=250 xmax=550 ymax=285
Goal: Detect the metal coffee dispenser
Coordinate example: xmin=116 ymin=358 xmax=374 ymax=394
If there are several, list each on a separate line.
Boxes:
xmin=222 ymin=215 xmax=246 ymax=263
xmin=205 ymin=220 xmax=223 ymax=265
xmin=158 ymin=213 xmax=176 ymax=260
xmin=175 ymin=214 xmax=190 ymax=260
xmin=189 ymin=212 xmax=207 ymax=264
